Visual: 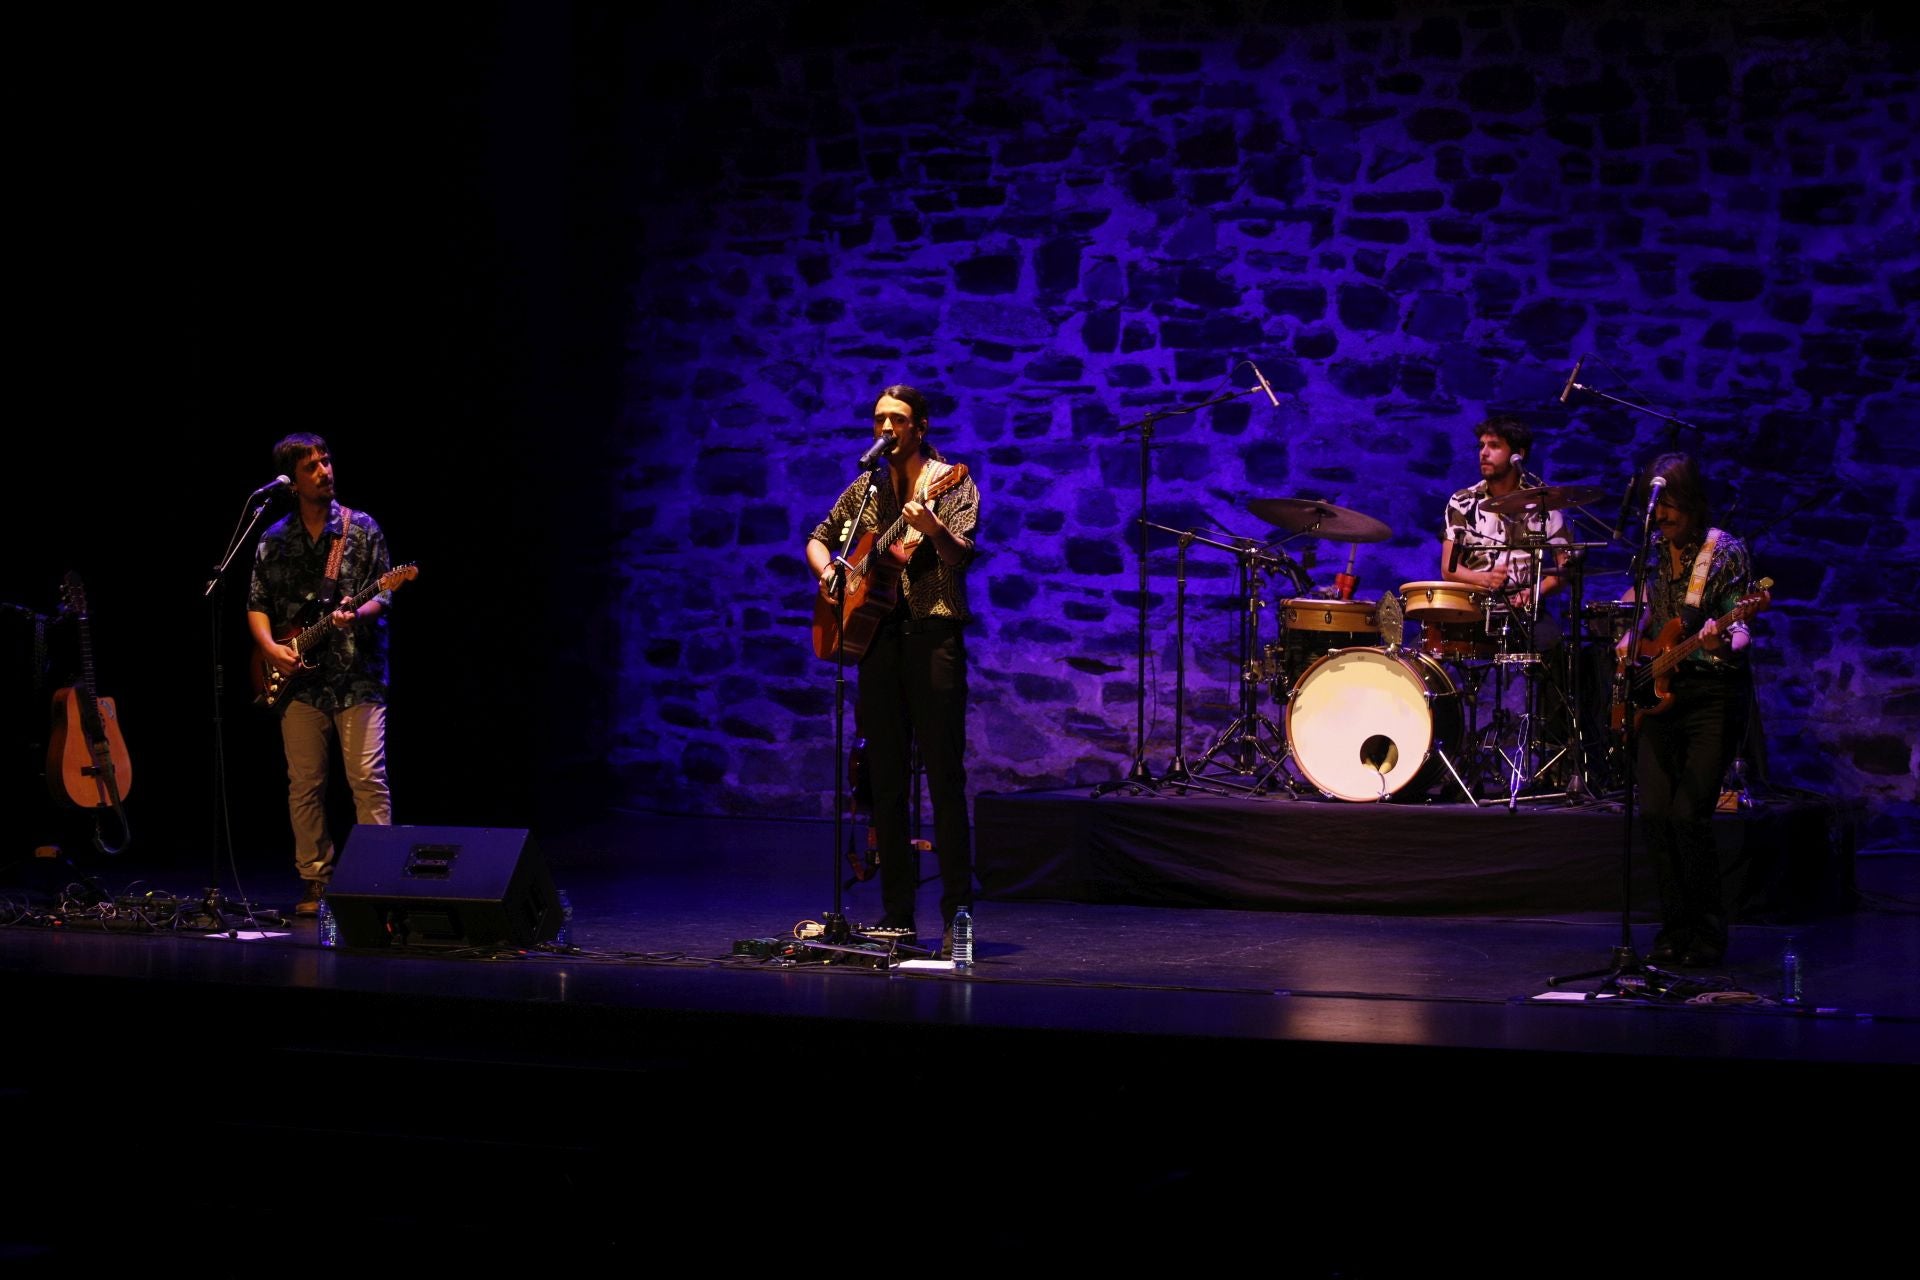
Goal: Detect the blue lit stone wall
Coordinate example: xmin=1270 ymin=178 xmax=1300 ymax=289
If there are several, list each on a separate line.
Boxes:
xmin=614 ymin=2 xmax=1919 ymax=847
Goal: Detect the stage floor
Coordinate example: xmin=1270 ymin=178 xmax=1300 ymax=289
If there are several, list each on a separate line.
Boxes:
xmin=3 ymin=811 xmax=1914 ymax=1267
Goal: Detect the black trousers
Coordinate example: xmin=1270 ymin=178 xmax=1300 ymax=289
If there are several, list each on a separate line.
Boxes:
xmin=857 ymin=615 xmax=972 ymax=929
xmin=1635 ymin=670 xmax=1747 ymax=951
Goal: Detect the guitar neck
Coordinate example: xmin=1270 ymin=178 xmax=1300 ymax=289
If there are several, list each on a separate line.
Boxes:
xmin=847 ymin=465 xmax=968 ymax=582
xmin=1647 ymin=601 xmax=1753 ymax=677
xmin=293 ymin=578 xmax=383 ymax=651
xmin=74 ymin=614 xmax=107 ymax=736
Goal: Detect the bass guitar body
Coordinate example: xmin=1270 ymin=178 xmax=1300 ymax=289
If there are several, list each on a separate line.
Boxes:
xmin=1613 ymin=617 xmax=1684 ymax=733
xmin=1613 ymin=579 xmax=1772 ymax=737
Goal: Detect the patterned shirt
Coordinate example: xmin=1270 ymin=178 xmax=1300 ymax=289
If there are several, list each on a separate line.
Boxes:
xmin=1643 ymin=528 xmax=1752 ymax=674
xmin=809 ymin=457 xmax=980 ymax=622
xmin=248 ymin=502 xmax=394 ymax=710
xmin=1442 ymin=473 xmax=1568 ymax=590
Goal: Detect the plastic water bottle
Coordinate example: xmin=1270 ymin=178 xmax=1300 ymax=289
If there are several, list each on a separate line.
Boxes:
xmin=1780 ymin=936 xmax=1802 ymax=1005
xmin=950 ymin=905 xmax=973 ymax=972
xmin=317 ymin=897 xmax=339 ymax=949
xmin=554 ymin=889 xmax=574 ymax=950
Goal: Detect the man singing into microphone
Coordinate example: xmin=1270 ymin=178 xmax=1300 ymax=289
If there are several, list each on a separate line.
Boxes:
xmin=248 ymin=434 xmax=396 ymax=918
xmin=806 ymin=385 xmax=980 ymax=955
xmin=1615 ymin=453 xmax=1755 ymax=967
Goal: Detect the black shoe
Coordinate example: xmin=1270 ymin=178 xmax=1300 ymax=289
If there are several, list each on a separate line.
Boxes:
xmin=1680 ymin=945 xmax=1725 ymax=968
xmin=940 ymin=926 xmax=953 ymax=960
xmin=293 ymin=881 xmax=325 ymax=918
xmin=1648 ymin=933 xmax=1685 ymax=964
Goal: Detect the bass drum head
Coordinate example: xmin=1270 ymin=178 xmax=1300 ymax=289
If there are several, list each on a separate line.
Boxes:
xmin=1286 ymin=647 xmax=1461 ymax=802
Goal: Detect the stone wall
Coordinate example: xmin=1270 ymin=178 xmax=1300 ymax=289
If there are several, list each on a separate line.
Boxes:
xmin=615 ymin=2 xmax=1919 ymax=848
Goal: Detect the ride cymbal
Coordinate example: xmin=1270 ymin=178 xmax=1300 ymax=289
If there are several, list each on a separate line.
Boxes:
xmin=1480 ymin=484 xmax=1610 ymax=516
xmin=1246 ymin=497 xmax=1392 ymax=543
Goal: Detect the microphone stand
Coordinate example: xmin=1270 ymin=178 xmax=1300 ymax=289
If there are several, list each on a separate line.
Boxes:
xmin=198 ymin=486 xmax=286 ymax=931
xmin=821 ymin=458 xmax=885 ymax=945
xmin=1546 ymin=487 xmax=1682 ymax=997
xmin=1095 ymin=382 xmax=1269 ymax=798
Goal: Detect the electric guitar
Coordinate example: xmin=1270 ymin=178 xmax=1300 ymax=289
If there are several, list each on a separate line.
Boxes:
xmin=253 ymin=563 xmax=419 ymax=710
xmin=1614 ymin=578 xmax=1772 ymax=734
xmin=47 ymin=572 xmax=134 ymax=851
xmin=812 ymin=464 xmax=969 ymax=664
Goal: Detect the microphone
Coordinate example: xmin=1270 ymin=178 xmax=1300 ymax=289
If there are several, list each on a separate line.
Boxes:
xmin=857 ymin=429 xmax=896 ymax=469
xmin=1249 ymin=361 xmax=1280 ymax=407
xmin=1559 ymin=357 xmax=1584 ymax=404
xmin=251 ymin=475 xmax=291 ymax=496
xmin=1642 ymin=474 xmax=1668 ymax=529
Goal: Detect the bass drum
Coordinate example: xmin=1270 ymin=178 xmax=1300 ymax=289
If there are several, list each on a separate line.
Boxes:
xmin=1285 ymin=647 xmax=1464 ymax=802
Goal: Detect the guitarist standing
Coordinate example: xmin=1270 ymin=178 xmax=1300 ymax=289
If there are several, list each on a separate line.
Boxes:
xmin=1618 ymin=453 xmax=1754 ymax=967
xmin=247 ymin=433 xmax=395 ymax=917
xmin=806 ymin=385 xmax=980 ymax=954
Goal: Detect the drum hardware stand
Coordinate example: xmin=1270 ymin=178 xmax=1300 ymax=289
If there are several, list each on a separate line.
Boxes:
xmin=1377 ymin=594 xmax=1479 ymax=805
xmin=1153 ymin=525 xmax=1232 ymax=796
xmin=1095 ymin=381 xmax=1270 ymax=799
xmin=1193 ymin=535 xmax=1304 ymax=795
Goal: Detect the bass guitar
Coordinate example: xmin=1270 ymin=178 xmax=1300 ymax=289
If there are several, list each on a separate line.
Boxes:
xmin=253 ymin=563 xmax=419 ymax=710
xmin=1614 ymin=577 xmax=1773 ymax=735
xmin=812 ymin=464 xmax=969 ymax=664
xmin=47 ymin=571 xmax=134 ymax=852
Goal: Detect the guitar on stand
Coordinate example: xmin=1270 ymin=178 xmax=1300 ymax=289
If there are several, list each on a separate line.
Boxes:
xmin=46 ymin=572 xmax=133 ymax=854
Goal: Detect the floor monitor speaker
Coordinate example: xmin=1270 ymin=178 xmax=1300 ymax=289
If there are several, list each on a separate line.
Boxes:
xmin=327 ymin=825 xmax=559 ymax=949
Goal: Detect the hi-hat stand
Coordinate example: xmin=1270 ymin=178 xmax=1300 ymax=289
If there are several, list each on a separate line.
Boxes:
xmin=1095 ymin=375 xmax=1276 ymax=798
xmin=1192 ymin=535 xmax=1308 ymax=795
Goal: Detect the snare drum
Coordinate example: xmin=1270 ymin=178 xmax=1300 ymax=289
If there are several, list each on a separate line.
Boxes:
xmin=1418 ymin=623 xmax=1496 ymax=663
xmin=1285 ymin=647 xmax=1464 ymax=802
xmin=1272 ymin=598 xmax=1379 ymax=691
xmin=1398 ymin=580 xmax=1484 ymax=624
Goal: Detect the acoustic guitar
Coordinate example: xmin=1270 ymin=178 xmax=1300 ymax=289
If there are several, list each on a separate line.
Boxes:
xmin=1614 ymin=577 xmax=1773 ymax=735
xmin=47 ymin=572 xmax=134 ymax=852
xmin=252 ymin=563 xmax=419 ymax=710
xmin=812 ymin=464 xmax=969 ymax=664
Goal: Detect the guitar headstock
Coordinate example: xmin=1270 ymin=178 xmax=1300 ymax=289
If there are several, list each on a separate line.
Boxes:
xmin=380 ymin=563 xmax=421 ymax=592
xmin=59 ymin=571 xmax=88 ymax=620
xmin=1736 ymin=576 xmax=1775 ymax=620
xmin=926 ymin=463 xmax=970 ymax=501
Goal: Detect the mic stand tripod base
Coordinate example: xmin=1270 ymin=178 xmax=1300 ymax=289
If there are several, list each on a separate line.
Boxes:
xmin=1546 ymin=943 xmax=1689 ymax=998
xmin=1092 ymin=757 xmax=1161 ymax=797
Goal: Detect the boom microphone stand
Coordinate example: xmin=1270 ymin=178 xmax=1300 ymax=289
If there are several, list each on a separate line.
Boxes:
xmin=1546 ymin=477 xmax=1681 ymax=996
xmin=1095 ymin=376 xmax=1273 ymax=798
xmin=820 ymin=451 xmax=887 ymax=944
xmin=197 ymin=477 xmax=293 ymax=930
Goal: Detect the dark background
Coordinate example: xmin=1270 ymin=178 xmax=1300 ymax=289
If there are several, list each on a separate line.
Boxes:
xmin=8 ymin=4 xmax=626 ymax=872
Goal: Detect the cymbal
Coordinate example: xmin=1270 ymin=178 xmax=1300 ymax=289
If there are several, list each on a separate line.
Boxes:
xmin=1481 ymin=483 xmax=1610 ymax=517
xmin=1246 ymin=497 xmax=1392 ymax=543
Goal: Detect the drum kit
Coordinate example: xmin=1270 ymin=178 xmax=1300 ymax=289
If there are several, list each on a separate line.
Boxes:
xmin=1155 ymin=484 xmax=1619 ymax=806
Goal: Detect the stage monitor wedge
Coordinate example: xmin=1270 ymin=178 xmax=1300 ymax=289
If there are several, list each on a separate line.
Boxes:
xmin=327 ymin=824 xmax=560 ymax=950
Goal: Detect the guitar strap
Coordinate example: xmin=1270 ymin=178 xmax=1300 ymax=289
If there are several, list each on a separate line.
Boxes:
xmin=1683 ymin=528 xmax=1720 ymax=611
xmin=899 ymin=464 xmax=944 ymax=554
xmin=323 ymin=506 xmax=354 ymax=605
